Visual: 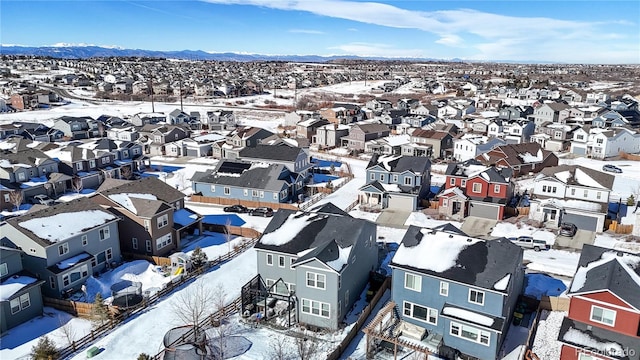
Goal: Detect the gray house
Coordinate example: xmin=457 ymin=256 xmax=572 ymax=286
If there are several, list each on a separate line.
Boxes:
xmin=314 ymin=123 xmax=350 ymax=149
xmin=1 ymin=197 xmax=122 ymax=298
xmin=250 ymin=205 xmax=378 ymax=330
xmin=239 ymin=144 xmax=312 ymax=178
xmin=386 ymin=225 xmax=524 ymax=360
xmin=51 ymin=116 xmax=99 ymax=140
xmin=0 ymin=246 xmax=45 ymax=334
xmin=191 ymin=160 xmax=305 ymax=204
xmin=341 ymin=123 xmax=391 ymax=151
xmin=0 ymin=146 xmax=64 ymax=201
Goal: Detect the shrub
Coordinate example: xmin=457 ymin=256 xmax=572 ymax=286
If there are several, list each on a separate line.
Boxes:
xmin=31 ymin=336 xmax=59 ymax=360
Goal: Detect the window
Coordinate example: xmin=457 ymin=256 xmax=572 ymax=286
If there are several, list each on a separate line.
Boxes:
xmin=370 ymin=173 xmax=375 ymax=180
xmin=571 ymin=188 xmax=576 ymax=196
xmin=259 ymin=191 xmax=264 ymax=198
xmin=146 ymin=240 xmax=152 ymax=252
xmin=590 ymin=305 xmax=615 ymax=326
xmin=3 ymin=193 xmax=9 ymax=202
xmin=224 ymin=187 xmax=230 ymax=195
xmin=266 ymin=254 xmax=273 ymax=266
xmin=252 ymin=190 xmax=259 ymax=197
xmin=144 ymin=220 xmax=150 ymax=231
xmin=10 ymin=293 xmax=31 ymax=314
xmin=440 ymin=281 xmax=449 ymax=296
xmin=273 ymin=193 xmax=278 ymax=200
xmin=81 ymin=235 xmax=88 ymax=246
xmin=450 ymin=178 xmax=455 ymax=186
xmin=288 ymin=283 xmax=296 ymax=293
xmin=0 ymin=263 xmax=7 ymax=277
xmin=404 ymin=273 xmax=421 ymax=292
xmin=84 ymin=220 xmax=106 ymax=243
xmin=306 ymin=272 xmax=326 ymax=290
xmin=450 ymin=322 xmax=490 ymax=346
xmin=290 ymin=258 xmax=295 ymax=268
xmin=393 ymin=175 xmax=398 ymax=182
xmin=596 ymin=138 xmax=603 ymax=144
xmin=243 ymin=189 xmax=248 ymax=196
xmin=157 ymin=214 xmax=169 ymax=228
xmin=50 ymin=276 xmax=56 ymax=289
xmin=469 ymin=289 xmax=485 ymax=305
xmin=58 ymin=243 xmax=69 ymax=256
xmin=17 ymin=172 xmax=26 ymax=181
xmin=597 ymin=192 xmax=601 ymax=200
xmin=210 ymin=185 xmax=216 ymax=193
xmin=156 ymin=234 xmax=172 ymax=250
xmin=403 ymin=301 xmax=437 ymax=325
xmin=75 ymin=162 xmax=83 ymax=171
xmin=584 ymin=190 xmax=588 ymax=197
xmin=278 ymin=256 xmax=285 ymax=268
xmin=404 ymin=177 xmax=413 ymax=186
xmin=301 ymin=298 xmax=330 ymax=318
xmin=101 ymin=156 xmax=109 ymax=164
xmin=380 ymin=174 xmax=385 ymax=181
xmin=494 ymin=185 xmax=500 ymax=193
xmin=461 ymin=179 xmax=467 ymax=187
xmin=472 ymin=183 xmax=482 ymax=193
xmin=62 ymin=265 xmax=89 ymax=287
xmin=106 ymin=248 xmax=112 ymax=261
xmin=132 ymin=238 xmax=138 ymax=250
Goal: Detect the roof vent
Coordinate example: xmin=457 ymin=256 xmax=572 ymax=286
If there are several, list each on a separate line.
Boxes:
xmin=467 ymin=238 xmax=473 ymax=242
xmin=616 ymin=251 xmax=624 ymax=257
xmin=449 ymin=234 xmax=454 ymax=238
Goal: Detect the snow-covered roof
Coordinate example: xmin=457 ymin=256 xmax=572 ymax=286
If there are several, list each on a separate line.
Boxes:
xmin=442 ymin=306 xmax=495 ymax=327
xmin=18 ymin=210 xmax=118 ymax=243
xmin=0 ymin=275 xmax=37 ymax=301
xmin=518 ymin=149 xmax=543 ymax=164
xmin=259 ymin=212 xmax=322 ymax=246
xmin=493 ymin=274 xmax=511 ymax=291
xmin=326 ymin=245 xmax=352 ymax=272
xmin=57 ymin=253 xmax=91 ymax=270
xmin=538 ymin=198 xmax=602 ymax=212
xmin=108 ymin=193 xmax=158 ymax=215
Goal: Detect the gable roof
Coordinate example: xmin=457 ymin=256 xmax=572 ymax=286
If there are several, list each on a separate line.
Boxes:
xmin=96 ymin=177 xmax=185 ymax=204
xmin=391 ymin=225 xmax=522 ymax=292
xmin=355 ymin=123 xmax=390 ymax=134
xmin=477 ymin=142 xmax=552 ymax=167
xmin=192 ymin=161 xmax=293 ymax=191
xmin=558 ymin=317 xmax=640 ymax=360
xmin=568 ymin=244 xmax=640 ymax=310
xmin=255 ymin=208 xmax=373 ymax=272
xmin=367 ymin=154 xmax=430 ymax=174
xmin=539 ymin=165 xmax=614 ymax=190
xmin=239 ymin=144 xmax=304 ymax=162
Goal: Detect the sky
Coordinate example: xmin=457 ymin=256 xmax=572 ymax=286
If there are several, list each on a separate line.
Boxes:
xmin=1 ymin=0 xmax=639 ymax=64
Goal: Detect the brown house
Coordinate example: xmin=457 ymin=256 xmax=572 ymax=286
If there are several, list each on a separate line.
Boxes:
xmin=91 ymin=177 xmax=202 ymax=257
xmin=474 ymin=142 xmax=558 ymax=177
xmin=408 ymin=129 xmax=453 ymax=159
xmin=341 ymin=123 xmax=390 ymax=151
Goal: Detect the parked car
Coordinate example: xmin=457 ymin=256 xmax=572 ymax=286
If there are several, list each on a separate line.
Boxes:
xmin=223 ymin=204 xmax=249 ymax=213
xmin=559 ymin=222 xmax=578 ymax=237
xmin=602 ymin=164 xmax=623 ymax=173
xmin=30 ymin=194 xmax=55 ymax=206
xmin=250 ymin=207 xmax=274 ymax=217
xmin=508 ymin=236 xmax=548 ymax=251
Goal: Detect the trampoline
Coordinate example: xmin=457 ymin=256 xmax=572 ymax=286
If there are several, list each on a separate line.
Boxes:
xmin=110 ymin=280 xmax=144 ymax=309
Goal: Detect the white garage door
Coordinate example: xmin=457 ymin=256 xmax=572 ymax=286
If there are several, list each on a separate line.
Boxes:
xmin=469 ymin=202 xmax=501 ymax=220
xmin=562 ymin=213 xmax=599 ymax=232
xmin=387 ymin=194 xmax=416 ymax=211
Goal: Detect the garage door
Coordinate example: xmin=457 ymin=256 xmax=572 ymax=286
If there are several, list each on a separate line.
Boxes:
xmin=387 ymin=194 xmax=416 ymax=211
xmin=469 ymin=201 xmax=501 ymax=220
xmin=561 ymin=213 xmax=599 ymax=232
xmin=186 ymin=149 xmax=200 ymax=157
xmin=572 ymin=146 xmax=586 ymax=155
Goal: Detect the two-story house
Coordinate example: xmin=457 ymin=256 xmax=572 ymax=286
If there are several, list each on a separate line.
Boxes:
xmin=528 ymin=165 xmax=614 ymax=232
xmin=383 ymin=225 xmax=524 ymax=360
xmin=364 ymin=134 xmax=410 ymax=156
xmin=92 ymin=177 xmax=201 ymax=256
xmin=452 ymin=135 xmax=507 ymax=162
xmin=441 ymin=160 xmax=514 ymax=220
xmin=1 ymin=198 xmax=122 ymax=298
xmin=558 ymin=245 xmax=640 ymax=360
xmin=531 ymin=123 xmax=580 ymax=151
xmin=0 ymin=246 xmax=45 ymax=334
xmin=404 ymin=129 xmax=453 ymax=159
xmin=532 ymin=102 xmax=571 ymax=127
xmin=474 ymin=142 xmax=559 ymax=177
xmin=246 ymin=206 xmax=377 ymax=330
xmin=223 ymin=126 xmax=274 ymax=159
xmin=191 ymin=160 xmax=305 ymax=205
xmin=51 ymin=116 xmax=100 ymax=140
xmin=358 ymin=154 xmax=431 ymax=211
xmin=587 ymin=128 xmax=640 ymax=160
xmin=146 ymin=125 xmax=191 ymax=157
xmin=238 ymin=144 xmax=312 ymax=178
xmin=314 ymin=124 xmax=350 ymax=149
xmin=167 ymin=109 xmax=190 ymax=125
xmin=1 ymin=146 xmax=64 ymax=201
xmin=106 ymin=125 xmax=140 ymax=142
xmin=295 ymin=117 xmax=330 ymax=141
xmin=205 ymin=110 xmax=235 ymax=131
xmin=341 ymin=123 xmax=391 ymax=152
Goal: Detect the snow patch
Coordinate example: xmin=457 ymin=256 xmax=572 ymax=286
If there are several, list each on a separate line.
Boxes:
xmin=0 ymin=275 xmax=37 ymax=301
xmin=326 ymin=245 xmax=352 ymax=272
xmin=493 ymin=274 xmax=511 ymax=291
xmin=108 ymin=193 xmax=158 ymax=214
xmin=442 ymin=306 xmax=494 ymax=327
xmin=18 ymin=210 xmax=118 ymax=242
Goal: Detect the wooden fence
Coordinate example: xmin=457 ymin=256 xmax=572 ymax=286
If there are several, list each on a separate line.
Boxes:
xmin=121 ymin=253 xmax=172 ymax=267
xmin=538 ymin=296 xmax=570 ymax=311
xmin=620 ymin=152 xmax=640 ymax=161
xmin=43 ymin=297 xmax=95 ymax=318
xmin=228 ymin=226 xmax=262 ymax=238
xmin=325 ymin=277 xmax=391 ymax=360
xmin=607 ymin=220 xmax=634 ymax=234
xmin=56 ymin=237 xmax=259 ymax=359
xmin=189 ymin=195 xmax=299 ymax=211
xmin=517 ymin=207 xmax=531 ymax=216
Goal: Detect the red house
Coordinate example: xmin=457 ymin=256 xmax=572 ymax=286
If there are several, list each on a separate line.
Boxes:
xmin=558 ymin=245 xmax=640 ymax=360
xmin=439 ymin=159 xmax=514 ymax=220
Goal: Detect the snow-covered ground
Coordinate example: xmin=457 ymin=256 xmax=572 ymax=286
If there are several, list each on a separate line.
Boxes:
xmin=531 ymin=311 xmax=567 ymax=360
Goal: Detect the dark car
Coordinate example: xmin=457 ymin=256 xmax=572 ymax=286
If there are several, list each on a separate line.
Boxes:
xmin=223 ymin=204 xmax=249 ymax=213
xmin=250 ymin=207 xmax=274 ymax=217
xmin=602 ymin=164 xmax=622 ymax=173
xmin=559 ymin=222 xmax=578 ymax=237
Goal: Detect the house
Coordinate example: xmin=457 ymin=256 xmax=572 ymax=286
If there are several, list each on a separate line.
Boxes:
xmin=474 ymin=142 xmax=559 ymax=177
xmin=442 ymin=160 xmax=514 ymax=220
xmin=238 ymin=144 xmax=312 ymax=177
xmin=181 ymin=133 xmax=225 ymax=157
xmin=528 ymin=165 xmax=614 ymax=232
xmin=106 ymin=125 xmax=139 ymax=142
xmin=314 ymin=124 xmax=350 ymax=149
xmin=223 ymin=126 xmax=274 ymax=159
xmin=452 ymin=135 xmax=507 ymax=162
xmin=1 ymin=197 xmax=122 ymax=298
xmin=488 ymin=119 xmax=535 ymax=144
xmin=341 ymin=123 xmax=391 ymax=151
xmin=364 ymin=134 xmax=410 ymax=156
xmin=558 ymin=245 xmax=640 ymax=360
xmin=167 ymin=109 xmax=191 ymax=125
xmin=359 ymin=154 xmax=431 ymax=211
xmin=499 ymin=106 xmax=533 ymax=121
xmin=406 ymin=129 xmax=453 ymax=159
xmin=383 ymin=225 xmax=524 ymax=360
xmin=296 ymin=117 xmax=330 ymax=141
xmin=191 ymin=160 xmax=305 ymax=205
xmin=531 ymin=123 xmax=579 ymax=151
xmin=532 ymin=102 xmax=571 ymax=127
xmin=0 ymin=146 xmax=64 ymax=201
xmin=51 ymin=116 xmax=99 ymax=140
xmin=205 ymin=110 xmax=236 ymax=131
xmin=130 ymin=113 xmax=165 ymax=127
xmin=145 ymin=125 xmax=191 ymax=156
xmin=587 ymin=128 xmax=640 ymax=159
xmin=92 ymin=177 xmax=202 ymax=256
xmin=246 ymin=206 xmax=377 ymax=330
xmin=0 ymin=246 xmax=45 ymax=334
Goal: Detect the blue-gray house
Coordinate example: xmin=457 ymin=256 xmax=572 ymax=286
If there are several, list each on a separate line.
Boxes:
xmin=377 ymin=225 xmax=524 ymax=360
xmin=358 ymin=154 xmax=431 ymax=211
xmin=191 ymin=159 xmax=305 ymax=204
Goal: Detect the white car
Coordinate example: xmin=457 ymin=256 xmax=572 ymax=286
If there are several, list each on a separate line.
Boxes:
xmin=31 ymin=194 xmax=55 ymax=206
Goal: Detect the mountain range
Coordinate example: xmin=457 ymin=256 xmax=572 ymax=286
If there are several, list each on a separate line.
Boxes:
xmin=0 ymin=44 xmax=465 ymax=63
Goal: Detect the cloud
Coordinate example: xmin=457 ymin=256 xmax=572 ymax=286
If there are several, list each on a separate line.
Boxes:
xmin=289 ymin=29 xmax=325 ymax=34
xmin=347 ymin=28 xmax=358 ymax=32
xmin=328 ymin=42 xmax=425 ymax=58
xmin=435 ymin=34 xmax=464 ymax=47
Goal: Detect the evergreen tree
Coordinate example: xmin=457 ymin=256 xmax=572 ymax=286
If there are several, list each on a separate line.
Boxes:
xmin=31 ymin=336 xmax=59 ymax=360
xmin=627 ymin=194 xmax=636 ymax=206
xmin=137 ymin=354 xmax=152 ymax=360
xmin=92 ymin=293 xmax=110 ymax=326
xmin=190 ymin=246 xmax=208 ymax=269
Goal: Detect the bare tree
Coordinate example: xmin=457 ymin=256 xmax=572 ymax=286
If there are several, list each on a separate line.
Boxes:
xmin=57 ymin=316 xmax=76 ymax=346
xmin=120 ymin=166 xmax=133 ymax=180
xmin=209 ymin=285 xmax=230 ymax=359
xmin=295 ymin=334 xmax=319 ymax=360
xmin=174 ymin=171 xmax=185 ymax=190
xmin=71 ymin=176 xmax=83 ymax=194
xmin=225 ymin=218 xmax=234 ymax=254
xmin=171 ymin=280 xmax=218 ymax=340
xmin=8 ymin=190 xmax=23 ymax=211
xmin=265 ymin=335 xmax=295 ymax=360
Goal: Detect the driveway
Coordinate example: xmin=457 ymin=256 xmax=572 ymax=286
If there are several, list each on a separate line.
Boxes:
xmin=461 ymin=216 xmax=498 ymax=238
xmin=376 ymin=210 xmax=411 ymax=229
xmin=555 ymin=229 xmax=595 ymax=250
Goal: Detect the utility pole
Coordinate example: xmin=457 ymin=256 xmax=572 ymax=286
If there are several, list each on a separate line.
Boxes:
xmin=149 ymin=78 xmax=155 ymax=113
xmin=179 ymin=79 xmax=183 ymax=112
